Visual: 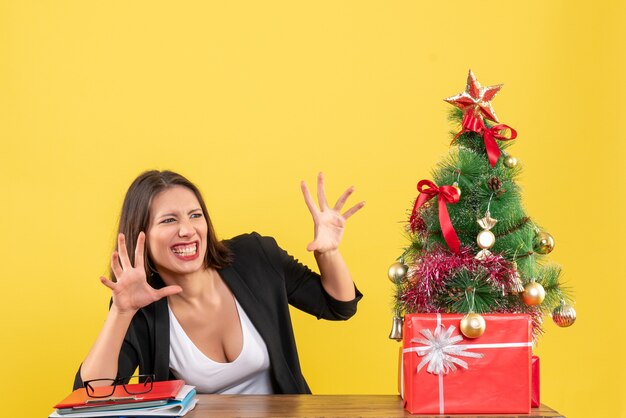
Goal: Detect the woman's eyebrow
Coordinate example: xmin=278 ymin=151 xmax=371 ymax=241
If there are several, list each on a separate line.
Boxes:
xmin=155 ymin=208 xmax=202 ymax=217
xmin=156 ymin=212 xmax=178 ymax=218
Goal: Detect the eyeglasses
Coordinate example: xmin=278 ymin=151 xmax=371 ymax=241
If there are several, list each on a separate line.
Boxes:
xmin=83 ymin=374 xmax=155 ymax=399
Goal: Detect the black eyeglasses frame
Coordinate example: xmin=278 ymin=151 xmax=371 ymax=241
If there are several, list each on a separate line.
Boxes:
xmin=83 ymin=374 xmax=155 ymax=399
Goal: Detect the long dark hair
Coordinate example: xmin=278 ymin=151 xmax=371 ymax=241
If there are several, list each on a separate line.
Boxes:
xmin=112 ymin=170 xmax=232 ymax=283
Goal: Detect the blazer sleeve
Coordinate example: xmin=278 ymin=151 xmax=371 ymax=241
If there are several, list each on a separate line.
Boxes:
xmin=254 ymin=232 xmax=363 ymax=320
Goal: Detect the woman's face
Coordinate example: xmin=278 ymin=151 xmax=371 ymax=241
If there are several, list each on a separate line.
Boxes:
xmin=146 ymin=186 xmax=208 ymax=278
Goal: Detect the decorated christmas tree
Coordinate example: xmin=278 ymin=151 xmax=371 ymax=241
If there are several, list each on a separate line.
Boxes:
xmin=389 ymin=70 xmax=576 ymax=342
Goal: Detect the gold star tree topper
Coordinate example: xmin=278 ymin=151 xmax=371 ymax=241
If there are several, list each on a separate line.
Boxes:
xmin=444 ymin=70 xmax=503 ymax=123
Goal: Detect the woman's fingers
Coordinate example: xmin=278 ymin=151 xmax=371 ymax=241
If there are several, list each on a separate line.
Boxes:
xmin=333 ymin=186 xmax=354 ymax=211
xmin=110 ymin=251 xmax=124 ymax=281
xmin=99 ymin=276 xmax=116 ymax=290
xmin=134 ymin=232 xmax=145 ymax=270
xmin=316 ymin=172 xmax=329 ymax=210
xmin=301 ymin=181 xmax=318 ymax=216
xmin=117 ymin=233 xmax=132 ymax=271
xmin=154 ymin=285 xmax=183 ymax=300
xmin=342 ymin=201 xmax=366 ymax=219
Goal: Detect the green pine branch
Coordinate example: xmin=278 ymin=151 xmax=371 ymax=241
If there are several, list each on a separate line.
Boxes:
xmin=439 ymin=268 xmax=502 ymax=313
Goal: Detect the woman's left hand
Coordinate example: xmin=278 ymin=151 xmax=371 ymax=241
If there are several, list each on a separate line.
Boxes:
xmin=301 ymin=172 xmax=365 ymax=253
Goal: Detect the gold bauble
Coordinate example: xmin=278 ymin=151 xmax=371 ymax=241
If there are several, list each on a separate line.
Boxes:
xmin=476 ymin=230 xmax=496 ymax=249
xmin=452 ymin=181 xmax=461 ymax=198
xmin=504 ymin=155 xmax=518 ymax=168
xmin=460 ymin=313 xmax=486 ymax=338
xmin=552 ymin=302 xmax=576 ymax=327
xmin=522 ymin=281 xmax=546 ymax=306
xmin=533 ymin=231 xmax=555 ymax=255
xmin=388 ymin=262 xmax=408 ymax=283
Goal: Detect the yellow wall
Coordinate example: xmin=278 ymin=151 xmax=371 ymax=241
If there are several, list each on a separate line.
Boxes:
xmin=1 ymin=1 xmax=624 ymax=417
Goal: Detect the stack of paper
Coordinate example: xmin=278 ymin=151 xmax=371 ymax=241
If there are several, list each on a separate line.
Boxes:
xmin=50 ymin=380 xmax=198 ymax=417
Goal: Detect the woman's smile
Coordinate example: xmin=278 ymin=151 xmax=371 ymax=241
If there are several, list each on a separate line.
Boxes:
xmin=171 ymin=241 xmax=200 ymax=260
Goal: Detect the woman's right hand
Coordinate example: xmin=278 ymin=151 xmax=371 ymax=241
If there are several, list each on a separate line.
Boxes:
xmin=99 ymin=232 xmax=182 ymax=314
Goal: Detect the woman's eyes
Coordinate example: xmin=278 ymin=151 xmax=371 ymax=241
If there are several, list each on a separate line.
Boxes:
xmin=160 ymin=213 xmax=202 ymax=224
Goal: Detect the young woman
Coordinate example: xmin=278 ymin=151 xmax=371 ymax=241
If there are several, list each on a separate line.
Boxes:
xmin=73 ymin=170 xmax=364 ymax=394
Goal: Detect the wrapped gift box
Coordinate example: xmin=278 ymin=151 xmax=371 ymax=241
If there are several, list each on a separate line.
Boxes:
xmin=402 ymin=313 xmax=532 ymax=415
xmin=531 ymin=355 xmax=540 ymax=408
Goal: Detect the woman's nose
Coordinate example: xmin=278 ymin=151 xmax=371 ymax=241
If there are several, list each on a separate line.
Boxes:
xmin=178 ymin=220 xmax=194 ymax=237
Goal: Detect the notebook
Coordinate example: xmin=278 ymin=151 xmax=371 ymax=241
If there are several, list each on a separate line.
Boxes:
xmin=54 ymin=380 xmax=185 ymax=409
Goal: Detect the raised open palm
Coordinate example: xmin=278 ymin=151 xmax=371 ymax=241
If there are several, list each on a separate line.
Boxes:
xmin=301 ymin=173 xmax=364 ymax=253
xmin=99 ymin=232 xmax=182 ymax=314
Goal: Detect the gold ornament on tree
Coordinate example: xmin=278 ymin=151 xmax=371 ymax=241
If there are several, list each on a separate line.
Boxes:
xmin=476 ymin=194 xmax=498 ymax=260
xmin=509 ymin=261 xmax=525 ymax=293
xmin=522 ymin=279 xmax=546 ymax=306
xmin=451 ymin=169 xmax=462 ymax=198
xmin=503 ymin=154 xmax=517 ymax=168
xmin=476 ymin=211 xmax=498 ymax=260
xmin=388 ymin=261 xmax=408 ymax=283
xmin=460 ymin=313 xmax=486 ymax=338
xmin=452 ymin=181 xmax=461 ymax=198
xmin=388 ymin=260 xmax=407 ymax=341
xmin=460 ymin=289 xmax=486 ymax=338
xmin=388 ymin=314 xmax=404 ymax=341
xmin=552 ymin=300 xmax=576 ymax=327
xmin=533 ymin=231 xmax=555 ymax=255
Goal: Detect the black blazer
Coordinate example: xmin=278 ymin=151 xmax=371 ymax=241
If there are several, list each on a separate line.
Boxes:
xmin=74 ymin=232 xmax=363 ymax=394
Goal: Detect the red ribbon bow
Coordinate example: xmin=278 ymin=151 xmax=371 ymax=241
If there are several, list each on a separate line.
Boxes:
xmin=409 ymin=180 xmax=461 ymax=253
xmin=454 ymin=113 xmax=517 ymax=168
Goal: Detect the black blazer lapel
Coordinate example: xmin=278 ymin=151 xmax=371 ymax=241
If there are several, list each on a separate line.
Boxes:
xmin=151 ymin=298 xmax=171 ymax=381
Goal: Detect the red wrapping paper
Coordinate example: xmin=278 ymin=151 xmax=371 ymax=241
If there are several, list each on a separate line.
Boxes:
xmin=531 ymin=355 xmax=541 ymax=408
xmin=402 ymin=313 xmax=532 ymax=415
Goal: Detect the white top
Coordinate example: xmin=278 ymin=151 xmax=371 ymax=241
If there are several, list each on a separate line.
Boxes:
xmin=168 ymin=299 xmax=273 ymax=394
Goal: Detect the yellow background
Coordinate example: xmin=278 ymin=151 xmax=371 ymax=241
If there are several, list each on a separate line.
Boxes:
xmin=1 ymin=1 xmax=624 ymax=417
